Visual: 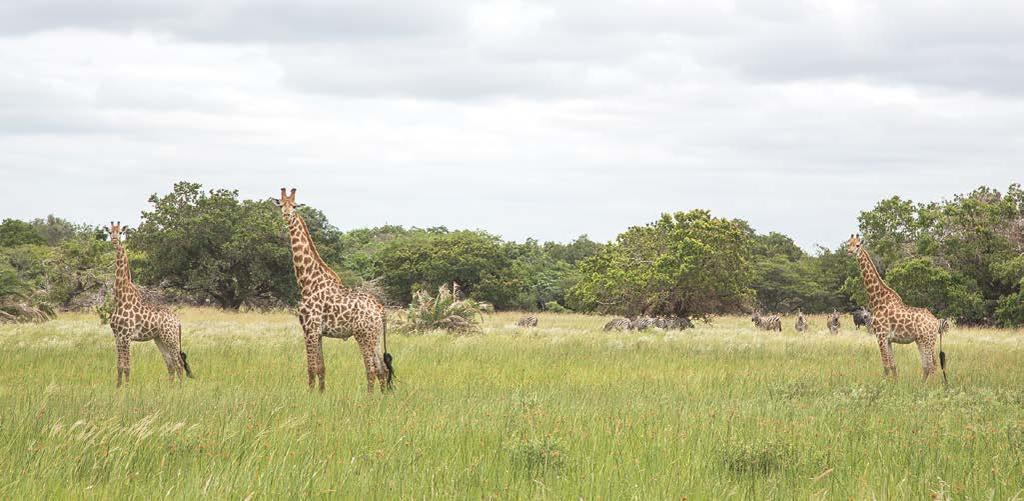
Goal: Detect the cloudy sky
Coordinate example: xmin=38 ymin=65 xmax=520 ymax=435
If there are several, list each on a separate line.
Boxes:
xmin=1 ymin=1 xmax=1021 ymax=250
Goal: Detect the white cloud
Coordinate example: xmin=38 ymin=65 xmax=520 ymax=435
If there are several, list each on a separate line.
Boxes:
xmin=0 ymin=1 xmax=1021 ymax=250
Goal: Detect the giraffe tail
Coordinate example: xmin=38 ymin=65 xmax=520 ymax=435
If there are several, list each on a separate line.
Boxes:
xmin=382 ymin=316 xmax=394 ymax=390
xmin=939 ymin=326 xmax=948 ymax=387
xmin=178 ymin=324 xmax=194 ymax=379
xmin=180 ymin=351 xmax=194 ymax=378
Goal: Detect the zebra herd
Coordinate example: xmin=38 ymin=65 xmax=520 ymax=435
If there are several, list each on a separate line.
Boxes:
xmin=752 ymin=307 xmax=875 ymax=334
xmin=602 ymin=316 xmax=695 ymax=331
xmin=516 ymin=308 xmax=883 ymax=334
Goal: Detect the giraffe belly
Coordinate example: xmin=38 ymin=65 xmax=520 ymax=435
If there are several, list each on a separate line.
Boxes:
xmin=887 ymin=329 xmax=916 ymax=344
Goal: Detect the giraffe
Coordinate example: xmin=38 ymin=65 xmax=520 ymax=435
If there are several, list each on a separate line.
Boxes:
xmin=274 ymin=188 xmax=393 ymax=393
xmin=107 ymin=222 xmax=192 ymax=387
xmin=846 ymin=234 xmax=947 ymax=382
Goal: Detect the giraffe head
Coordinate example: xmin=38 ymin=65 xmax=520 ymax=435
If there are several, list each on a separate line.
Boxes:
xmin=273 ymin=187 xmax=305 ymax=220
xmin=845 ymin=234 xmax=863 ymax=256
xmin=109 ymin=221 xmax=123 ymax=244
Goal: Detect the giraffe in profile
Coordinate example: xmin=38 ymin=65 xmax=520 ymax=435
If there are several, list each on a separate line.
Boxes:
xmin=107 ymin=222 xmax=192 ymax=387
xmin=846 ymin=234 xmax=946 ymax=381
xmin=275 ymin=188 xmax=393 ymax=393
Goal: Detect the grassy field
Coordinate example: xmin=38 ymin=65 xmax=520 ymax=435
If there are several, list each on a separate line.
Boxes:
xmin=1 ymin=310 xmax=1023 ymax=499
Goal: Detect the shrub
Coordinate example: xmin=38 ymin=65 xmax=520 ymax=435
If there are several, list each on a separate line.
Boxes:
xmin=400 ymin=283 xmax=487 ymax=334
xmin=0 ymin=262 xmax=54 ymax=323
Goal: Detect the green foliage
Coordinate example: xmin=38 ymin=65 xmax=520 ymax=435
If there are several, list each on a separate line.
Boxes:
xmin=542 ymin=235 xmax=603 ymax=265
xmin=379 ymin=229 xmax=510 ymax=306
xmin=570 ymin=210 xmax=754 ymax=318
xmin=401 ymin=283 xmax=487 ymax=333
xmin=0 ymin=219 xmax=44 ymax=247
xmin=44 ymin=236 xmax=115 ymax=309
xmin=131 ymin=182 xmax=314 ymax=309
xmin=0 ymin=260 xmax=55 ymax=323
xmin=30 ymin=215 xmax=100 ymax=246
xmin=857 ymin=184 xmax=1024 ymax=325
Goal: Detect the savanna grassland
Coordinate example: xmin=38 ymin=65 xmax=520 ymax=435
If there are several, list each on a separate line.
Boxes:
xmin=1 ymin=310 xmax=1023 ymax=499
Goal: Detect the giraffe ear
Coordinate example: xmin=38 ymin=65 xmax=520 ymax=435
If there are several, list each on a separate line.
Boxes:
xmin=294 ymin=203 xmax=306 ymax=209
xmin=272 ymin=198 xmax=283 ymax=208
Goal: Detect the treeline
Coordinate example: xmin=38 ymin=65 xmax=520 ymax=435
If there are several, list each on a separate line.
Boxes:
xmin=1 ymin=182 xmax=1021 ymax=326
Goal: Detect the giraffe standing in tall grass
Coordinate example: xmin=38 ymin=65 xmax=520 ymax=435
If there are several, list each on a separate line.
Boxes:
xmin=846 ymin=234 xmax=947 ymax=381
xmin=107 ymin=222 xmax=192 ymax=387
xmin=275 ymin=188 xmax=393 ymax=393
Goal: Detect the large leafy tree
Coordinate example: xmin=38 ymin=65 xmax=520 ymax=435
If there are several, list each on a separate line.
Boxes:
xmin=378 ymin=229 xmax=510 ymax=305
xmin=569 ymin=210 xmax=754 ymax=318
xmin=131 ymin=182 xmax=340 ymax=309
xmin=0 ymin=219 xmax=44 ymax=247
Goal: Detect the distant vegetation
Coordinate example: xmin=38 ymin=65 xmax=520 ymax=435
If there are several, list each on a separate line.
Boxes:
xmin=1 ymin=182 xmax=1021 ymax=326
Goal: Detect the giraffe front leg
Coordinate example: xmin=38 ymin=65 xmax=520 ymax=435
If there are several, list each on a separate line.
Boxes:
xmin=876 ymin=334 xmax=896 ymax=378
xmin=116 ymin=338 xmax=130 ymax=388
xmin=303 ymin=334 xmax=325 ymax=392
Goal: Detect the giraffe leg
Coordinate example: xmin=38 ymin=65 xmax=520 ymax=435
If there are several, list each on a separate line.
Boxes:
xmin=303 ymin=334 xmax=325 ymax=392
xmin=375 ymin=352 xmax=390 ymax=392
xmin=886 ymin=339 xmax=898 ymax=378
xmin=917 ymin=337 xmax=936 ymax=381
xmin=357 ymin=338 xmax=378 ymax=394
xmin=876 ymin=334 xmax=897 ymax=378
xmin=315 ymin=337 xmax=326 ymax=392
xmin=154 ymin=338 xmax=182 ymax=383
xmin=116 ymin=338 xmax=130 ymax=388
xmin=299 ymin=312 xmax=325 ymax=391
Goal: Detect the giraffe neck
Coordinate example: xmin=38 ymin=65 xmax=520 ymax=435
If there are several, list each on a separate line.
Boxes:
xmin=287 ymin=212 xmax=344 ymax=296
xmin=113 ymin=240 xmax=140 ymax=308
xmin=856 ymin=248 xmax=902 ymax=311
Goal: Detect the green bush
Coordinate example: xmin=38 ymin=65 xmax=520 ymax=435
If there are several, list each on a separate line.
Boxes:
xmin=400 ymin=283 xmax=488 ymax=334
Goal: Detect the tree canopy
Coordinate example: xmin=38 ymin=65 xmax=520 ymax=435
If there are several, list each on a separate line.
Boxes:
xmin=1 ymin=181 xmax=1020 ymax=326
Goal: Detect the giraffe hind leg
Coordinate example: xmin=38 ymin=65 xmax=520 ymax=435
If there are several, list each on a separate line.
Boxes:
xmin=917 ymin=337 xmax=937 ymax=381
xmin=357 ymin=338 xmax=379 ymax=394
xmin=154 ymin=337 xmax=183 ymax=383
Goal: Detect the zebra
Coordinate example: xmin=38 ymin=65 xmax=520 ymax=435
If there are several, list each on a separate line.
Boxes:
xmin=852 ymin=307 xmax=872 ymax=330
xmin=628 ymin=316 xmax=656 ymax=331
xmin=794 ymin=310 xmax=808 ymax=332
xmin=516 ymin=315 xmax=538 ymax=327
xmin=827 ymin=310 xmax=841 ymax=335
xmin=751 ymin=311 xmax=782 ymax=332
xmin=654 ymin=316 xmax=694 ymax=330
xmin=603 ymin=318 xmax=631 ymax=331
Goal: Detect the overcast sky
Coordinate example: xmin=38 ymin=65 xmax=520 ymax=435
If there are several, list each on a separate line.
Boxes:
xmin=1 ymin=1 xmax=1021 ymax=250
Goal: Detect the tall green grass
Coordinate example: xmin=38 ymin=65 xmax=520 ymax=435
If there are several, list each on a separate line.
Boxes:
xmin=1 ymin=310 xmax=1022 ymax=499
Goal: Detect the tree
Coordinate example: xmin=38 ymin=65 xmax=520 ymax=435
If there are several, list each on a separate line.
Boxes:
xmin=569 ymin=210 xmax=754 ymax=318
xmin=44 ymin=236 xmax=115 ymax=309
xmin=30 ymin=215 xmax=98 ymax=246
xmin=543 ymin=235 xmax=604 ymax=265
xmin=0 ymin=219 xmax=44 ymax=247
xmin=856 ymin=184 xmax=1024 ymax=325
xmin=378 ymin=229 xmax=510 ymax=306
xmin=131 ymin=182 xmax=329 ymax=309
